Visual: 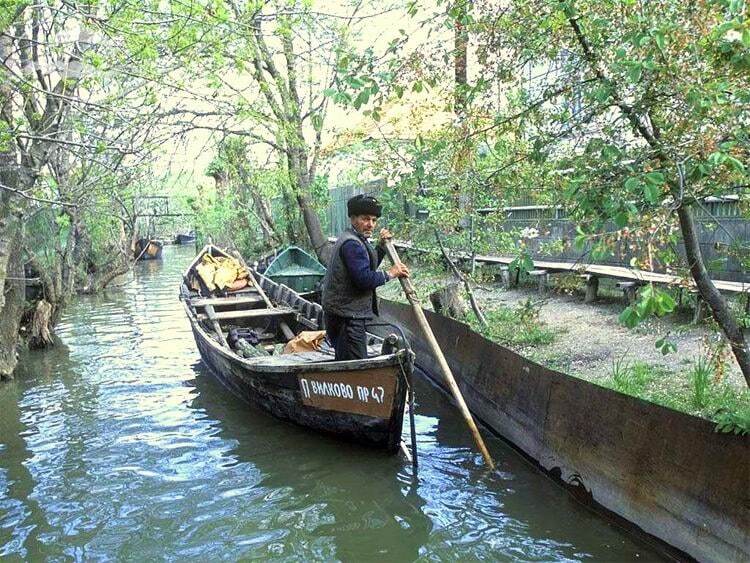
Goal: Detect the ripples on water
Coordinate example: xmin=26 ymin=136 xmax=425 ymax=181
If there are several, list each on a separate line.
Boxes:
xmin=0 ymin=246 xmax=666 ymax=561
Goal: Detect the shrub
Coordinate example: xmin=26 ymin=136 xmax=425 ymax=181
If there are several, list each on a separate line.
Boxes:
xmin=690 ymin=356 xmax=714 ymax=409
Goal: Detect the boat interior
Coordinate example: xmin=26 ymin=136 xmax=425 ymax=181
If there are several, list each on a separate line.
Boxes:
xmin=181 ymin=246 xmax=394 ymax=364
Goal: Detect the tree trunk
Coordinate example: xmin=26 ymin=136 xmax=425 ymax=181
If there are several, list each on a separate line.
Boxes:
xmin=0 ymin=224 xmax=25 ymax=379
xmin=97 ymin=220 xmax=132 ymax=290
xmin=453 ymin=1 xmax=472 ymax=230
xmin=430 ymin=282 xmax=468 ymax=319
xmin=29 ymin=300 xmax=54 ymax=349
xmin=249 ymin=189 xmax=281 ymax=247
xmin=237 ymin=165 xmax=282 ymax=248
xmin=210 ymin=170 xmax=229 ymax=197
xmin=562 ymin=12 xmax=749 ymax=386
xmin=0 ymin=32 xmax=26 ymax=378
xmin=297 ymin=189 xmax=330 ymax=263
xmin=677 ymin=204 xmax=750 ymax=385
xmin=288 ymin=148 xmax=330 ymax=264
xmin=454 ymin=2 xmax=468 ymax=116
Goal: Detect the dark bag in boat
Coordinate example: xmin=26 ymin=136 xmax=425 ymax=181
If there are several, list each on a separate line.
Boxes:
xmin=228 ymin=328 xmax=261 ymax=347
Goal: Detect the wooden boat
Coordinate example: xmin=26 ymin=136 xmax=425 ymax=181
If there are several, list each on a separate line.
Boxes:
xmin=134 ymin=238 xmax=163 ymax=260
xmin=256 ymin=246 xmax=326 ymax=295
xmin=180 ymin=245 xmax=413 ymax=452
xmin=174 ymin=232 xmax=197 ymax=245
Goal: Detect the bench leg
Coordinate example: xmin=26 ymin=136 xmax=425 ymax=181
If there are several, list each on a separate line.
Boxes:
xmin=501 ymin=269 xmax=511 ymax=289
xmin=584 ymin=276 xmax=599 ymax=303
xmin=692 ymin=297 xmax=707 ymax=324
xmin=623 ymin=286 xmax=637 ymax=305
xmin=537 ymin=273 xmax=549 ymax=296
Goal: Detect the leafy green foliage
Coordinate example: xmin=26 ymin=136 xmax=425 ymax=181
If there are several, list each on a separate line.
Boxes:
xmin=470 ymin=304 xmax=557 ymax=348
xmin=690 ymin=356 xmax=715 ymax=409
xmin=610 ymin=358 xmax=654 ymax=396
xmin=714 ymin=405 xmax=750 ymax=435
xmin=654 ymin=335 xmax=677 ymax=355
xmin=509 ymin=249 xmax=534 ymax=278
xmin=619 ymin=284 xmax=676 ymax=328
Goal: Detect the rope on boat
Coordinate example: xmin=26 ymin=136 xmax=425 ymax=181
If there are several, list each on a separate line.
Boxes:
xmin=397 ymin=352 xmax=419 ymax=472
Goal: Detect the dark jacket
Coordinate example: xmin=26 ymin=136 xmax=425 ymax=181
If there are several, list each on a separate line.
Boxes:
xmin=322 ymin=227 xmax=387 ymax=318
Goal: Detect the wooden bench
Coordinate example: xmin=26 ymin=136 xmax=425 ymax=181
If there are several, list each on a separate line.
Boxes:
xmin=197 ymin=307 xmax=296 ymax=322
xmin=191 ymin=295 xmax=264 ymax=308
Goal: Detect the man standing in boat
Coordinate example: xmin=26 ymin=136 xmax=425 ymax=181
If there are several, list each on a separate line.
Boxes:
xmin=322 ymin=194 xmax=410 ymax=360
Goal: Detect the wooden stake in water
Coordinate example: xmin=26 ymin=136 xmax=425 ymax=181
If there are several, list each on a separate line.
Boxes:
xmin=383 ymin=240 xmax=495 ymax=470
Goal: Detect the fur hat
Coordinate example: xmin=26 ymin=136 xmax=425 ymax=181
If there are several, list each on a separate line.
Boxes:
xmin=347 ymin=194 xmax=382 ymax=217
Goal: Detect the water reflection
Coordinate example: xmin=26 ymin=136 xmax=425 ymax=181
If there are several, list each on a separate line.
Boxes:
xmin=0 ymin=245 xmax=669 ymax=561
xmin=188 ymin=370 xmax=432 ymax=561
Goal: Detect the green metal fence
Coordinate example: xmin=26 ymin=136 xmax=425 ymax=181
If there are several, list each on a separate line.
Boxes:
xmin=326 ymin=179 xmax=386 ymax=236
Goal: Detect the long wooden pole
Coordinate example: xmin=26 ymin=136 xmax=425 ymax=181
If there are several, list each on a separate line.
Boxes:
xmin=384 ymin=240 xmax=495 ymax=470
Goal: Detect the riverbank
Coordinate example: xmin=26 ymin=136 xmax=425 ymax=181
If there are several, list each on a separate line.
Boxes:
xmin=379 ymin=266 xmax=749 ymax=431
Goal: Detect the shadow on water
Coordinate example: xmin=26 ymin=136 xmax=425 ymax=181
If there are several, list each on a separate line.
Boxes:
xmin=187 ymin=367 xmax=432 ymax=561
xmin=412 ymin=372 xmax=672 ymax=561
xmin=188 ymin=356 xmax=668 ymax=562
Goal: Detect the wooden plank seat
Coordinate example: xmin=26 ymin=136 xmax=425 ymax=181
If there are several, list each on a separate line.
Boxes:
xmin=580 ymin=274 xmax=600 ymax=303
xmin=371 ymin=238 xmax=750 ymax=295
xmin=197 ymin=307 xmax=296 ymax=322
xmin=191 ymin=295 xmax=264 ymax=308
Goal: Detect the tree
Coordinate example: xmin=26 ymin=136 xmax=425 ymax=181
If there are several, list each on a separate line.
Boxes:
xmin=206 ymin=137 xmax=283 ymax=249
xmin=134 ymin=1 xmax=387 ymax=263
xmin=327 ymin=0 xmax=750 ymax=384
xmin=477 ymin=0 xmax=750 ymax=384
xmin=0 ymin=2 xmax=96 ymax=375
xmin=0 ymin=1 xmax=187 ymax=375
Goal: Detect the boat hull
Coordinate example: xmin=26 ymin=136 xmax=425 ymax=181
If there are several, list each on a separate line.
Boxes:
xmin=135 ymin=239 xmax=163 ymax=260
xmin=175 ymin=233 xmax=197 ymax=245
xmin=262 ymin=246 xmax=326 ymax=294
xmin=188 ymin=317 xmax=408 ymax=452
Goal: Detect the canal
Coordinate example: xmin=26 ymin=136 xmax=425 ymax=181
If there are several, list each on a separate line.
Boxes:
xmin=0 ymin=245 xmax=668 ymax=561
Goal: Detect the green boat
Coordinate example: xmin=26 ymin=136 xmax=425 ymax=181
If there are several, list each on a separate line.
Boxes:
xmin=263 ymin=246 xmax=326 ymax=294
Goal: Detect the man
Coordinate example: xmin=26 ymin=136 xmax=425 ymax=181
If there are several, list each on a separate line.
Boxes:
xmin=322 ymin=194 xmax=410 ymax=360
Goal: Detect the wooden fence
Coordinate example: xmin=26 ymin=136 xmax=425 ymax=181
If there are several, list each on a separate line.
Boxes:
xmin=326 ymin=181 xmax=748 ymax=283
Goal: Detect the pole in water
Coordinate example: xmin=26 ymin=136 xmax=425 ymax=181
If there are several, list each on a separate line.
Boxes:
xmin=384 ymin=239 xmax=495 ymax=470
xmin=406 ymin=364 xmax=418 ymax=471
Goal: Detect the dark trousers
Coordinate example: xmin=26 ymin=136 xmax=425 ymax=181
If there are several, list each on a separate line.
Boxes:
xmin=325 ymin=313 xmax=368 ymax=360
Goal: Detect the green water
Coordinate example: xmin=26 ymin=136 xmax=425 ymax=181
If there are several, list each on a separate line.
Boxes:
xmin=0 ymin=246 xmax=668 ymax=561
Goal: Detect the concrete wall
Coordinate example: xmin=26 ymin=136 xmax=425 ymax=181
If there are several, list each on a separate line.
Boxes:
xmin=379 ymin=300 xmax=750 ymax=562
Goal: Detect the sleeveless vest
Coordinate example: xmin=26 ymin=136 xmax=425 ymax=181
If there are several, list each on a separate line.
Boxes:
xmin=322 ymin=227 xmax=380 ymax=318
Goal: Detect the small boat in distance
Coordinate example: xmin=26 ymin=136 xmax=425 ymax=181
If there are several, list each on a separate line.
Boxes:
xmin=134 ymin=238 xmax=163 ymax=261
xmin=257 ymin=246 xmax=326 ymax=296
xmin=174 ymin=231 xmax=197 ymax=245
xmin=181 ymin=245 xmax=412 ymax=452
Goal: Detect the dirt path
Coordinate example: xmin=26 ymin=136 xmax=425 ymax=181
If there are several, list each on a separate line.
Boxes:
xmin=381 ymin=272 xmax=746 ymax=392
